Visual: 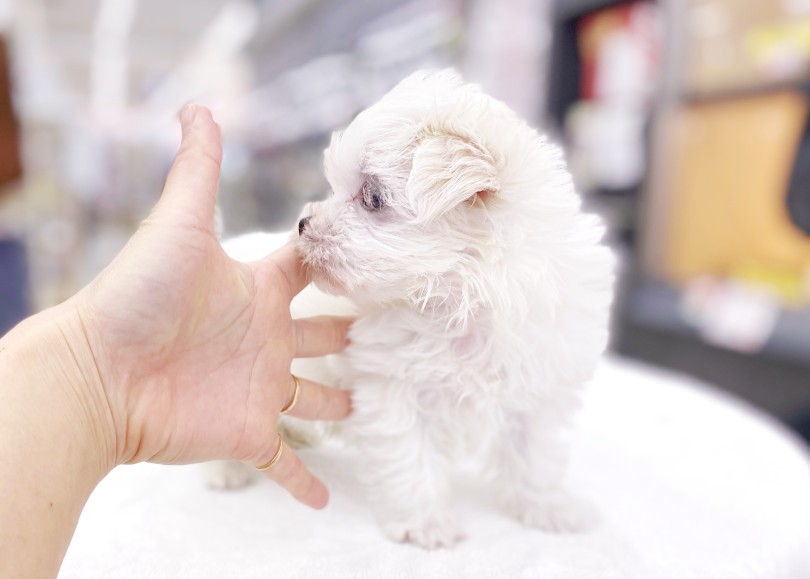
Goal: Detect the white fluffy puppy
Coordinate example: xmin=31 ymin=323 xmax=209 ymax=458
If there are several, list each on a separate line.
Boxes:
xmin=213 ymin=70 xmax=614 ymax=549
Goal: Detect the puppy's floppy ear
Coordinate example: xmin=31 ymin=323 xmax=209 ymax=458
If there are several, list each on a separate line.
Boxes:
xmin=406 ymin=132 xmax=499 ymax=221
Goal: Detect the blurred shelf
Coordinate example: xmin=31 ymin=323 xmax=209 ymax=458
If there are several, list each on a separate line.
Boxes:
xmin=621 ymin=274 xmax=810 ymax=368
xmin=553 ymin=0 xmax=631 ymax=21
xmin=677 ymin=82 xmax=810 ymax=105
xmin=546 ymin=0 xmax=656 ymax=253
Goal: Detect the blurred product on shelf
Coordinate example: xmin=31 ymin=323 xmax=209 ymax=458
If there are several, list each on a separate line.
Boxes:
xmin=680 ymin=276 xmax=782 ymax=353
xmin=0 ymin=35 xmax=20 ymax=192
xmin=682 ymin=0 xmax=810 ymax=96
xmin=0 ymin=33 xmax=27 ymax=334
xmin=565 ymin=0 xmax=660 ymax=194
xmin=787 ymin=115 xmax=810 ymax=235
xmin=577 ymin=0 xmax=659 ymax=103
xmin=0 ymin=238 xmax=28 ymax=336
xmin=643 ymin=90 xmax=810 ymax=307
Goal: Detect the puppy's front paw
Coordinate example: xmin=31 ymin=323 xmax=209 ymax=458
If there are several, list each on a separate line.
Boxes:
xmin=519 ymin=493 xmax=599 ymax=533
xmin=203 ymin=461 xmax=258 ymax=490
xmin=382 ymin=513 xmax=466 ymax=549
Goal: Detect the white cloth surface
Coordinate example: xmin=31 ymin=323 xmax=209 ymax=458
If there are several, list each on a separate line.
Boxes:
xmin=59 ymin=357 xmax=810 ymax=579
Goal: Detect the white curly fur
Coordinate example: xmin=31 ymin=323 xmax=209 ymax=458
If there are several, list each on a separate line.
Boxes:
xmin=212 ymin=70 xmax=615 ymax=549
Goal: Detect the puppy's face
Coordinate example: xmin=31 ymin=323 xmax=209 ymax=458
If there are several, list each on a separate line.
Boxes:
xmin=298 ymin=70 xmax=503 ymax=307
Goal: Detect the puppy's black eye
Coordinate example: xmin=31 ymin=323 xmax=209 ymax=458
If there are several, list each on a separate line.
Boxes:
xmin=362 ymin=182 xmax=384 ymax=211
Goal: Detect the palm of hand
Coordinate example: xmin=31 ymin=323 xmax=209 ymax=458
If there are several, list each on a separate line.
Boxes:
xmin=82 ymin=217 xmax=295 ymax=466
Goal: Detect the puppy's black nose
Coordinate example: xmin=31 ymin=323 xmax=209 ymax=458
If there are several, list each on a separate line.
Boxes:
xmin=298 ymin=216 xmax=312 ymax=236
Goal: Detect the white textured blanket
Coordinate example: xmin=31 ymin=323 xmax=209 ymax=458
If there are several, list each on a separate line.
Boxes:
xmin=59 ymin=357 xmax=810 ymax=579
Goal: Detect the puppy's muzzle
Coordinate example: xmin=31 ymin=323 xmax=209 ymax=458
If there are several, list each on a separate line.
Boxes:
xmin=298 ymin=216 xmax=312 ymax=236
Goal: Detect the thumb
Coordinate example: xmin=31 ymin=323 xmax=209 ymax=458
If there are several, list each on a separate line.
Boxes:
xmin=156 ymin=104 xmax=223 ymax=226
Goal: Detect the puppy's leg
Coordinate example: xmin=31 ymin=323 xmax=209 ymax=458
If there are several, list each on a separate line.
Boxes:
xmin=347 ymin=389 xmax=464 ymax=549
xmin=203 ymin=460 xmax=258 ymax=490
xmin=491 ymin=400 xmax=597 ymax=533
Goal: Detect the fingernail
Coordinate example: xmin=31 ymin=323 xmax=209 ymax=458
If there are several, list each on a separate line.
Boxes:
xmin=312 ymin=486 xmax=329 ymax=510
xmin=179 ymin=104 xmax=197 ymax=132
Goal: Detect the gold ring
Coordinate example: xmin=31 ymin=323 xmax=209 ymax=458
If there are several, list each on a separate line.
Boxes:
xmin=280 ymin=375 xmax=301 ymax=415
xmin=255 ymin=437 xmax=284 ymax=471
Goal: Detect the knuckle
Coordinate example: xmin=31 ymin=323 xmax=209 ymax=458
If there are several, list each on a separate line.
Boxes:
xmin=275 ymin=461 xmax=295 ymax=485
xmin=279 ymin=454 xmax=302 ymax=486
xmin=316 ymin=387 xmax=330 ymax=416
xmin=333 ymin=318 xmax=350 ymax=349
xmin=337 ymin=390 xmax=350 ymax=416
xmin=329 ymin=321 xmax=342 ymax=350
xmin=295 ymin=322 xmax=307 ymax=356
xmin=297 ymin=472 xmax=317 ymax=501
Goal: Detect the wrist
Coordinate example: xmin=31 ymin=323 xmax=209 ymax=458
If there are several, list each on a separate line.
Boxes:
xmin=2 ymin=300 xmax=118 ymax=479
xmin=0 ymin=300 xmax=118 ymax=575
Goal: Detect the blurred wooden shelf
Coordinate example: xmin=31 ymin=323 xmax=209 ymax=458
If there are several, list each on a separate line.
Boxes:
xmin=677 ymin=82 xmax=810 ymax=105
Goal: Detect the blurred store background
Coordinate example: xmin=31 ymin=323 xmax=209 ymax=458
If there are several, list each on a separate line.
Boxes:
xmin=0 ymin=0 xmax=809 ymax=443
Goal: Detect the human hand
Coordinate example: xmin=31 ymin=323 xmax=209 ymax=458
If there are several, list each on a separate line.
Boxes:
xmin=67 ymin=105 xmax=350 ymax=508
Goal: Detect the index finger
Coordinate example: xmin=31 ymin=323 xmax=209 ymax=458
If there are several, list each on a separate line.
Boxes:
xmin=264 ymin=242 xmax=310 ymax=296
